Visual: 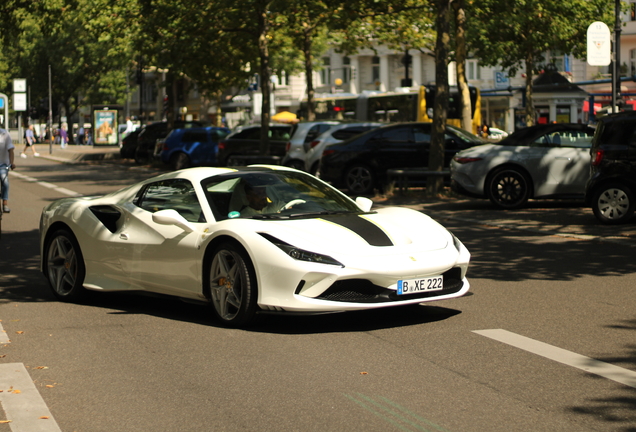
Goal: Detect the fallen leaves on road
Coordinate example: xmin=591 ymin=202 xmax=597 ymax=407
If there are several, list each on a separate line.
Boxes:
xmin=15 ymin=331 xmax=24 ymax=334
xmin=34 ymin=366 xmax=48 ymax=370
xmin=0 ymin=420 xmax=12 ymax=424
xmin=39 ymin=416 xmax=50 ymax=419
xmin=360 ymin=372 xmax=368 ymax=375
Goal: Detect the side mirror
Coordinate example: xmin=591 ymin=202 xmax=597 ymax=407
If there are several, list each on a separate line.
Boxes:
xmin=355 ymin=196 xmax=373 ymax=212
xmin=152 ymin=209 xmax=195 ymax=233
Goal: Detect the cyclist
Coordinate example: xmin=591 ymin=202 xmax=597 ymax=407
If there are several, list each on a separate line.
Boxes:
xmin=0 ymin=128 xmax=16 ymax=213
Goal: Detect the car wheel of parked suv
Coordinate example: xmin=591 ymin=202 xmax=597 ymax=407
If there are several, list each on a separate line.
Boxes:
xmin=591 ymin=183 xmax=635 ymax=225
xmin=171 ymin=153 xmax=191 ymax=171
xmin=486 ymin=167 xmax=531 ymax=209
xmin=345 ymin=164 xmax=375 ymax=195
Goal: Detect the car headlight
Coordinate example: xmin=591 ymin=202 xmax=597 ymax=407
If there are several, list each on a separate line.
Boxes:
xmin=448 ymin=231 xmax=463 ymax=253
xmin=259 ymin=233 xmax=344 ymax=267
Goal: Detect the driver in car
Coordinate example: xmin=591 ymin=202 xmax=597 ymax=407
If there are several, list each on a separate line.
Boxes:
xmin=238 ymin=182 xmax=286 ymax=217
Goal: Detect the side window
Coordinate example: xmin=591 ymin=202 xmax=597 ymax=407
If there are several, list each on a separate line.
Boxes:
xmin=136 ymin=179 xmax=204 ymax=223
xmin=182 ymin=131 xmax=208 ymax=143
xmin=559 ymin=130 xmax=594 ymax=148
xmin=379 ymin=127 xmax=412 ymax=143
xmin=530 ymin=134 xmax=552 ymax=147
xmin=413 ymin=126 xmax=431 ymax=143
xmin=304 ymin=125 xmax=321 ymax=143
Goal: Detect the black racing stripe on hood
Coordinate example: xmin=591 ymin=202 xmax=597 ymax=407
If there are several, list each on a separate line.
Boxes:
xmin=321 ymin=214 xmax=393 ymax=246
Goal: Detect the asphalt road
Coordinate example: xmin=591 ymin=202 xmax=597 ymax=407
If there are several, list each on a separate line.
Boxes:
xmin=1 ymin=153 xmax=635 ymax=432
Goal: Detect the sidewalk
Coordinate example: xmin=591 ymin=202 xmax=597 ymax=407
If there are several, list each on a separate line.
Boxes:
xmin=30 ymin=143 xmax=121 ymax=164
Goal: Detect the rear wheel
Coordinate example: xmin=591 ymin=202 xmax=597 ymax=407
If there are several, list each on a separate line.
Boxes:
xmin=486 ymin=168 xmax=531 ymax=209
xmin=207 ymin=242 xmax=258 ymax=327
xmin=45 ymin=229 xmax=86 ymax=301
xmin=170 ymin=152 xmax=191 ymax=170
xmin=344 ymin=164 xmax=375 ymax=195
xmin=591 ymin=183 xmax=635 ymax=224
xmin=134 ymin=147 xmax=150 ymax=165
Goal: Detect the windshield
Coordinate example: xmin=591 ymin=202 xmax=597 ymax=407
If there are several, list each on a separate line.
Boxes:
xmin=202 ymin=170 xmax=363 ymax=221
xmin=446 ymin=124 xmax=485 ymax=144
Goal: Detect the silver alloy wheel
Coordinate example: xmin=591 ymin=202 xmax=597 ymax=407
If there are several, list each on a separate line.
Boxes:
xmin=209 ymin=249 xmax=247 ymax=322
xmin=596 ymin=187 xmax=630 ymax=220
xmin=345 ymin=165 xmax=374 ymax=195
xmin=47 ymin=234 xmax=80 ymax=297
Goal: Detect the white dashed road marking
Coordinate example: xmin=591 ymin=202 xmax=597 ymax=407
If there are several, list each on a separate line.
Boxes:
xmin=0 ymin=323 xmax=9 ymax=344
xmin=9 ymin=171 xmax=81 ymax=197
xmin=474 ymin=329 xmax=636 ymax=389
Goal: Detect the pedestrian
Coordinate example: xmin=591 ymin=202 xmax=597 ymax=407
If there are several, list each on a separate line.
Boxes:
xmin=481 ymin=123 xmax=490 ymax=138
xmin=60 ymin=123 xmax=68 ymax=148
xmin=77 ymin=125 xmax=85 ymax=145
xmin=21 ymin=124 xmax=40 ymax=158
xmin=0 ymin=128 xmax=16 ymax=213
xmin=124 ymin=116 xmax=134 ymax=135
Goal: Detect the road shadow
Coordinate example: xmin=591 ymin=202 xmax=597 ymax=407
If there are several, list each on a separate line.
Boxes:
xmin=567 ymin=318 xmax=636 ymax=431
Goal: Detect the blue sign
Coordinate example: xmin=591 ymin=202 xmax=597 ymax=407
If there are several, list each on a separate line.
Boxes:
xmin=494 ymin=71 xmax=509 ymax=90
xmin=0 ymin=98 xmax=4 ymax=109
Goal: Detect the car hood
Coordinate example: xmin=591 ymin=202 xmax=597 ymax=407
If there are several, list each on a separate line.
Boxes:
xmin=257 ymin=207 xmax=450 ymax=256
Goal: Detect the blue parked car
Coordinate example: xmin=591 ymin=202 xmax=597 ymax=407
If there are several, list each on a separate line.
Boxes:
xmin=157 ymin=126 xmax=231 ymax=170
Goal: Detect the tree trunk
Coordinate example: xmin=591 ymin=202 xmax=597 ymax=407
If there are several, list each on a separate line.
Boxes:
xmin=453 ymin=0 xmax=472 ymax=132
xmin=524 ymin=53 xmax=535 ymax=127
xmin=303 ymin=24 xmax=316 ymax=122
xmin=428 ymin=0 xmax=451 ymax=197
xmin=258 ymin=5 xmax=271 ymax=156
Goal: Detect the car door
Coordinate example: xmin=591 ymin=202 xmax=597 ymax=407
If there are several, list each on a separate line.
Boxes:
xmin=117 ymin=179 xmax=204 ymax=296
xmin=373 ymin=126 xmax=418 ymax=169
xmin=544 ymin=129 xmax=594 ymax=195
xmin=524 ymin=129 xmax=594 ymax=196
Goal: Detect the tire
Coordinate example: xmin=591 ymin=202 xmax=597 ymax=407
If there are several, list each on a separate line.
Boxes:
xmin=591 ymin=183 xmax=636 ymax=225
xmin=45 ymin=229 xmax=87 ymax=302
xmin=207 ymin=242 xmax=258 ymax=327
xmin=134 ymin=147 xmax=150 ymax=165
xmin=344 ymin=164 xmax=375 ymax=195
xmin=170 ymin=152 xmax=191 ymax=171
xmin=285 ymin=159 xmax=305 ymax=171
xmin=486 ymin=167 xmax=531 ymax=209
xmin=226 ymin=155 xmax=242 ymax=167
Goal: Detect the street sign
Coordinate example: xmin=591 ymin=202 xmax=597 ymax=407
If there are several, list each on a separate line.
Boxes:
xmin=13 ymin=93 xmax=27 ymax=111
xmin=13 ymin=79 xmax=26 ymax=93
xmin=587 ymin=22 xmax=611 ymax=66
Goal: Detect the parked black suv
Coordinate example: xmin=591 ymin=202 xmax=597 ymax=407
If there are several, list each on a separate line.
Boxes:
xmin=586 ymin=111 xmax=636 ymax=224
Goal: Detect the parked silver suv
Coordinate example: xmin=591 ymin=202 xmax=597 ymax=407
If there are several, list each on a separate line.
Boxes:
xmin=281 ymin=121 xmax=340 ymax=170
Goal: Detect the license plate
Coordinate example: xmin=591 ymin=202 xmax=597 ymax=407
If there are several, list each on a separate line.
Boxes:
xmin=397 ymin=276 xmax=443 ymax=295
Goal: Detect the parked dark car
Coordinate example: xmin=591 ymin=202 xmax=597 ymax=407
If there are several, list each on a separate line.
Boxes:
xmin=156 ymin=126 xmax=231 ymax=170
xmin=319 ymin=122 xmax=485 ymax=195
xmin=217 ymin=124 xmax=292 ymax=166
xmin=586 ymin=111 xmax=636 ymax=224
xmin=134 ymin=120 xmax=203 ymax=164
xmin=119 ymin=129 xmax=141 ymax=159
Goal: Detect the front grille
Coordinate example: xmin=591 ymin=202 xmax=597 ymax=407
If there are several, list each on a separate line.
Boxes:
xmin=316 ymin=267 xmax=464 ymax=303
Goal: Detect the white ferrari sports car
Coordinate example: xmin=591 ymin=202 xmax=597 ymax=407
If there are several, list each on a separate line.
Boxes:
xmin=40 ymin=166 xmax=470 ymax=326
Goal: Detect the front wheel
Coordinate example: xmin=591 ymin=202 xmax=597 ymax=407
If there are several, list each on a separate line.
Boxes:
xmin=170 ymin=152 xmax=191 ymax=170
xmin=45 ymin=229 xmax=87 ymax=301
xmin=207 ymin=242 xmax=258 ymax=327
xmin=486 ymin=168 xmax=531 ymax=209
xmin=591 ymin=183 xmax=635 ymax=225
xmin=344 ymin=164 xmax=375 ymax=195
